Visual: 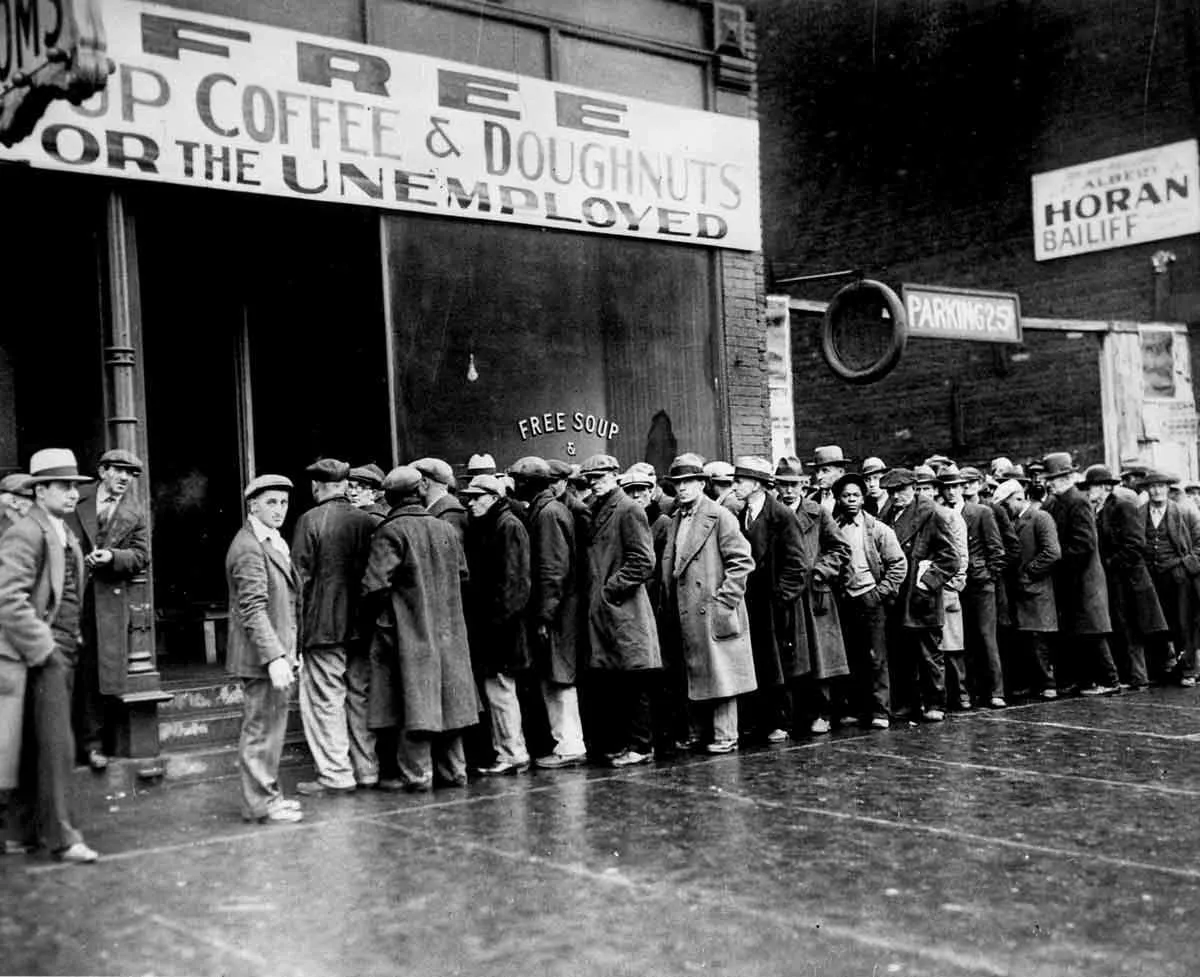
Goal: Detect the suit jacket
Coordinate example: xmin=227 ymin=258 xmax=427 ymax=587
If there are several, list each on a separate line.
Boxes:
xmin=67 ymin=485 xmax=150 ymax=694
xmin=290 ymin=496 xmax=376 ymax=650
xmin=961 ymin=500 xmax=1005 ymax=587
xmin=1042 ymin=486 xmax=1111 ymax=634
xmin=887 ymin=496 xmax=958 ymax=629
xmin=1139 ymin=499 xmax=1200 ymax=573
xmin=224 ymin=522 xmax=300 ymax=679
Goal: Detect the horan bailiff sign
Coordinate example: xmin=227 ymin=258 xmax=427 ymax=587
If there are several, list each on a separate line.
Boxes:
xmin=902 ymin=284 xmax=1021 ymax=344
xmin=1032 ymin=139 xmax=1200 ymax=261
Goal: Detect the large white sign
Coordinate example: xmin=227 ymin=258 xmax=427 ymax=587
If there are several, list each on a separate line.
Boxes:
xmin=0 ymin=0 xmax=762 ymax=250
xmin=1033 ymin=140 xmax=1200 ymax=261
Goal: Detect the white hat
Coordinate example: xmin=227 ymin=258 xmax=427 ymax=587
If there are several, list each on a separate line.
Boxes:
xmin=991 ymin=479 xmax=1024 ymax=504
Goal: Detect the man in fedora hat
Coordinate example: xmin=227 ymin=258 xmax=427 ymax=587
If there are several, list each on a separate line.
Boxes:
xmin=1040 ymin=452 xmax=1121 ymax=695
xmin=774 ymin=457 xmax=806 ymax=515
xmin=732 ymin=455 xmax=806 ymax=741
xmin=66 ymin=448 xmax=149 ymax=772
xmin=0 ymin=474 xmax=32 ymax=538
xmin=226 ymin=474 xmax=302 ymax=824
xmin=1084 ymin=464 xmax=1165 ymax=691
xmin=860 ymin=457 xmax=889 ymax=517
xmin=808 ymin=446 xmax=852 ymax=514
xmin=659 ymin=454 xmax=757 ymax=753
xmin=0 ymin=449 xmax=99 ymax=862
xmin=292 ymin=459 xmax=379 ymax=797
xmin=1140 ymin=469 xmax=1200 ymax=686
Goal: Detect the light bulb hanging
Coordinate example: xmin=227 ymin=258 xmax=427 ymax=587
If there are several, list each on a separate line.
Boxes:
xmin=467 ymin=352 xmax=479 ymax=382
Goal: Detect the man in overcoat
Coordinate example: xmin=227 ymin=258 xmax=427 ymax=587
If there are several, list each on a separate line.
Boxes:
xmin=832 ymin=473 xmax=906 ymax=728
xmin=807 ymin=445 xmax=851 ymax=513
xmin=462 ymin=474 xmax=532 ymax=775
xmin=882 ymin=467 xmax=959 ymax=721
xmin=363 ymin=467 xmax=480 ymax=791
xmin=964 ymin=466 xmax=1020 ymax=692
xmin=733 ymin=456 xmax=806 ymax=741
xmin=347 ymin=465 xmax=388 ymax=521
xmin=0 ymin=473 xmax=32 ymax=538
xmin=659 ymin=454 xmax=756 ymax=753
xmin=292 ymin=458 xmax=379 ymax=797
xmin=773 ymin=458 xmax=806 ymax=515
xmin=580 ymin=454 xmax=660 ymax=767
xmin=0 ymin=449 xmax=98 ymax=862
xmin=67 ymin=448 xmax=149 ymax=771
xmin=1140 ymin=470 xmax=1200 ymax=685
xmin=226 ymin=474 xmax=302 ymax=824
xmin=1039 ymin=452 xmax=1121 ymax=695
xmin=511 ymin=457 xmax=585 ymax=769
xmin=414 ymin=458 xmax=467 ymax=546
xmin=994 ymin=479 xmax=1061 ymax=697
xmin=1084 ymin=464 xmax=1166 ymax=690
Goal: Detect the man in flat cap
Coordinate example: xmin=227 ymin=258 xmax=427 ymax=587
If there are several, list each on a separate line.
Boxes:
xmin=0 ymin=449 xmax=99 ymax=862
xmin=292 ymin=459 xmax=379 ymax=796
xmin=226 ymin=474 xmax=301 ymax=824
xmin=363 ymin=467 xmax=479 ymax=791
xmin=580 ymin=453 xmax=660 ymax=766
xmin=67 ymin=448 xmax=149 ymax=772
xmin=414 ymin=458 xmax=467 ymax=547
xmin=347 ymin=464 xmax=388 ymax=521
xmin=0 ymin=474 xmax=32 ymax=538
xmin=1140 ymin=469 xmax=1200 ymax=686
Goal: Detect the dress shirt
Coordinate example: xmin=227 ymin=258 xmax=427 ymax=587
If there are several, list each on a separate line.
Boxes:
xmin=249 ymin=514 xmax=290 ymax=559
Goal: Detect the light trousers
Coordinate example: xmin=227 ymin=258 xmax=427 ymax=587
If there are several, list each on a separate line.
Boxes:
xmin=299 ymin=644 xmax=378 ymax=789
xmin=483 ymin=673 xmax=529 ymax=765
xmin=541 ymin=680 xmax=586 ymax=756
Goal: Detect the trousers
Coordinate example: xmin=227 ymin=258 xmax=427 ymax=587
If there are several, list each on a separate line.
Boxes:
xmin=299 ymin=643 xmax=377 ymax=788
xmin=238 ymin=678 xmax=291 ymax=819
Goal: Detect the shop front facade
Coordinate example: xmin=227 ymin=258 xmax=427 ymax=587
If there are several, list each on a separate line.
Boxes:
xmin=0 ymin=0 xmax=767 ymax=759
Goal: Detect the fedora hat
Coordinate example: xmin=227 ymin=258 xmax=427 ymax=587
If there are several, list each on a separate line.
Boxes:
xmin=913 ymin=464 xmax=937 ymax=485
xmin=1041 ymin=452 xmax=1077 ymax=478
xmin=1140 ymin=469 xmax=1179 ymax=487
xmin=992 ymin=479 xmax=1024 ymax=505
xmin=774 ymin=457 xmax=805 ymax=484
xmin=467 ymin=453 xmax=497 ymax=475
xmin=733 ymin=455 xmax=775 ymax=486
xmin=702 ymin=460 xmax=735 ymax=483
xmin=936 ymin=470 xmax=966 ymax=488
xmin=808 ymin=445 xmax=852 ymax=469
xmin=26 ymin=448 xmax=92 ymax=485
xmin=667 ymin=453 xmax=708 ymax=482
xmin=860 ymin=456 xmax=887 ymax=477
xmin=1082 ymin=464 xmax=1119 ymax=487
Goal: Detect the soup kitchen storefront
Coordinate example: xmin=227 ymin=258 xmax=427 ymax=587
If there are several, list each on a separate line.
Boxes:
xmin=0 ymin=0 xmax=766 ymax=761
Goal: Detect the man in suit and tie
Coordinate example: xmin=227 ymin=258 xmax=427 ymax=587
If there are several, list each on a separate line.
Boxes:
xmin=67 ymin=449 xmax=149 ymax=772
xmin=226 ymin=475 xmax=302 ymax=824
xmin=0 ymin=448 xmax=99 ymax=863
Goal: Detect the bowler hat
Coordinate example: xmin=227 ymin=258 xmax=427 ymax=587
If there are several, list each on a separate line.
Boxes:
xmin=244 ymin=473 xmax=293 ymax=500
xmin=703 ymin=461 xmax=735 ymax=483
xmin=0 ymin=473 xmax=32 ymax=497
xmin=880 ymin=467 xmax=918 ymax=489
xmin=1140 ymin=469 xmax=1179 ymax=487
xmin=832 ymin=473 xmax=868 ymax=499
xmin=99 ymin=448 xmax=143 ymax=473
xmin=732 ymin=455 xmax=774 ymax=486
xmin=348 ymin=465 xmax=383 ymax=488
xmin=412 ymin=458 xmax=454 ymax=486
xmin=860 ymin=456 xmax=887 ymax=477
xmin=547 ymin=459 xmax=573 ymax=480
xmin=619 ymin=468 xmax=655 ymax=489
xmin=306 ymin=458 xmax=350 ymax=482
xmin=382 ymin=465 xmax=422 ymax=494
xmin=1082 ymin=464 xmax=1119 ymax=487
xmin=467 ymin=453 xmax=497 ymax=475
xmin=508 ymin=456 xmax=551 ymax=479
xmin=26 ymin=448 xmax=92 ymax=485
xmin=460 ymin=474 xmax=505 ymax=497
xmin=774 ymin=457 xmax=805 ymax=484
xmin=667 ymin=453 xmax=708 ymax=482
xmin=808 ymin=445 xmax=852 ymax=469
xmin=579 ymin=454 xmax=620 ymax=477
xmin=1041 ymin=452 xmax=1077 ymax=478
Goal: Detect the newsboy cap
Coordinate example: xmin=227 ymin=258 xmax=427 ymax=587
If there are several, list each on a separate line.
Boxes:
xmin=460 ymin=474 xmax=505 ymax=497
xmin=348 ymin=465 xmax=383 ymax=488
xmin=579 ymin=454 xmax=620 ymax=476
xmin=508 ymin=456 xmax=551 ymax=479
xmin=619 ymin=468 xmax=655 ymax=489
xmin=99 ymin=448 xmax=143 ymax=473
xmin=880 ymin=467 xmax=918 ymax=489
xmin=27 ymin=448 xmax=92 ymax=485
xmin=382 ymin=465 xmax=422 ymax=494
xmin=244 ymin=474 xmax=293 ymax=500
xmin=306 ymin=458 xmax=350 ymax=482
xmin=0 ymin=473 xmax=32 ymax=497
xmin=547 ymin=459 xmax=574 ymax=480
xmin=412 ymin=457 xmax=454 ymax=486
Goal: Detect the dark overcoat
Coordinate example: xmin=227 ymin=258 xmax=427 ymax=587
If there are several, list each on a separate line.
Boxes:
xmin=224 ymin=522 xmax=299 ymax=679
xmin=68 ymin=486 xmax=150 ymax=695
xmin=887 ymin=496 xmax=959 ymax=629
xmin=987 ymin=499 xmax=1020 ymax=627
xmin=429 ymin=493 xmax=468 ymax=547
xmin=1007 ymin=503 xmax=1061 ymax=632
xmin=464 ymin=499 xmax=531 ymax=676
xmin=362 ymin=505 xmax=479 ymax=732
xmin=526 ymin=489 xmax=579 ymax=684
xmin=660 ymin=495 xmax=756 ymax=700
xmin=740 ymin=493 xmax=806 ymax=689
xmin=790 ymin=500 xmax=851 ymax=679
xmin=1042 ymin=486 xmax=1111 ymax=634
xmin=1098 ymin=494 xmax=1167 ymax=639
xmin=962 ymin=501 xmax=1006 ymax=588
xmin=585 ymin=487 xmax=661 ymax=671
xmin=290 ymin=496 xmax=376 ymax=649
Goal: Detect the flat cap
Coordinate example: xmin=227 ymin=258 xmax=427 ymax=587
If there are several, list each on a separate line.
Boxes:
xmin=460 ymin=474 xmax=505 ymax=497
xmin=99 ymin=448 xmax=143 ymax=473
xmin=467 ymin=453 xmax=497 ymax=475
xmin=619 ymin=467 xmax=655 ymax=489
xmin=412 ymin=457 xmax=454 ymax=486
xmin=703 ymin=461 xmax=735 ymax=482
xmin=0 ymin=473 xmax=32 ymax=497
xmin=579 ymin=454 xmax=620 ymax=476
xmin=244 ymin=474 xmax=293 ymax=500
xmin=508 ymin=456 xmax=551 ymax=479
xmin=547 ymin=459 xmax=573 ymax=480
xmin=306 ymin=458 xmax=350 ymax=482
xmin=382 ymin=465 xmax=423 ymax=494
xmin=348 ymin=465 xmax=383 ymax=488
xmin=880 ymin=467 xmax=918 ymax=489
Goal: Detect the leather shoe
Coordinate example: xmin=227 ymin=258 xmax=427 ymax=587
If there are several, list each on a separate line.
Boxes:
xmin=610 ymin=750 xmax=651 ymax=767
xmin=56 ymin=842 xmax=99 ymax=864
xmin=477 ymin=759 xmax=530 ymax=776
xmin=295 ymin=780 xmax=356 ymax=796
xmin=244 ymin=805 xmax=303 ymax=824
xmin=87 ymin=750 xmax=108 ymax=772
xmin=374 ymin=778 xmax=407 ymax=792
xmin=705 ymin=739 xmax=738 ymax=754
xmin=535 ymin=753 xmax=587 ymax=769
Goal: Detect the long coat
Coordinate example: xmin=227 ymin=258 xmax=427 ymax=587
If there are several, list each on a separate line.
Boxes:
xmin=1098 ymin=493 xmax=1167 ymax=639
xmin=1007 ymin=503 xmax=1061 ymax=632
xmin=585 ymin=487 xmax=661 ymax=671
xmin=526 ymin=489 xmax=579 ymax=684
xmin=986 ymin=499 xmax=1020 ymax=628
xmin=224 ymin=522 xmax=299 ymax=679
xmin=939 ymin=505 xmax=968 ymax=652
xmin=0 ymin=507 xmax=84 ymax=787
xmin=429 ymin=493 xmax=468 ymax=547
xmin=290 ymin=496 xmax=377 ymax=650
xmin=68 ymin=486 xmax=150 ymax=695
xmin=740 ymin=494 xmax=806 ymax=689
xmin=887 ymin=496 xmax=959 ymax=629
xmin=363 ymin=505 xmax=479 ymax=733
xmin=660 ymin=495 xmax=756 ymax=700
xmin=464 ymin=499 xmax=531 ymax=677
xmin=790 ymin=500 xmax=851 ymax=679
xmin=1042 ymin=485 xmax=1111 ymax=634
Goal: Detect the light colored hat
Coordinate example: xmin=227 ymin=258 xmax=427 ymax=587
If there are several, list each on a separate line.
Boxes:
xmin=860 ymin=456 xmax=887 ymax=477
xmin=412 ymin=458 xmax=454 ymax=486
xmin=459 ymin=474 xmax=505 ymax=497
xmin=1041 ymin=452 xmax=1077 ymax=478
xmin=244 ymin=473 xmax=293 ymax=500
xmin=990 ymin=457 xmax=1014 ymax=477
xmin=619 ymin=468 xmax=655 ymax=489
xmin=382 ymin=465 xmax=422 ymax=494
xmin=703 ymin=461 xmax=735 ymax=482
xmin=992 ymin=479 xmax=1024 ymax=504
xmin=913 ymin=464 xmax=937 ymax=485
xmin=809 ymin=445 xmax=852 ymax=468
xmin=0 ymin=473 xmax=32 ymax=497
xmin=667 ymin=453 xmax=708 ymax=482
xmin=579 ymin=454 xmax=620 ymax=476
xmin=733 ymin=455 xmax=775 ymax=485
xmin=467 ymin=453 xmax=497 ymax=475
xmin=629 ymin=462 xmax=657 ymax=479
xmin=27 ymin=448 xmax=93 ymax=485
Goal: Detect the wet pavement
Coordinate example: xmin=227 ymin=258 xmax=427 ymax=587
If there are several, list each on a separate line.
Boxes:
xmin=6 ymin=690 xmax=1200 ymax=976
